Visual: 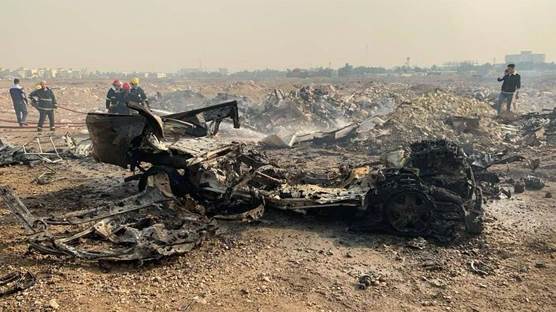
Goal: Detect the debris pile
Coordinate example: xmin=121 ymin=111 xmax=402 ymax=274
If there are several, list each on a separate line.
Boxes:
xmin=0 ymin=135 xmax=87 ymax=166
xmin=361 ymin=90 xmax=508 ymax=153
xmin=243 ymin=83 xmax=410 ymax=136
xmin=0 ymin=137 xmax=43 ymax=166
xmin=0 ymin=185 xmax=216 ymax=262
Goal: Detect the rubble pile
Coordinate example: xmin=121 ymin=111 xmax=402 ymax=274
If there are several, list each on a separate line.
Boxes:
xmin=244 ymin=83 xmax=413 ymax=136
xmin=243 ymin=85 xmax=345 ymax=133
xmin=361 ymin=90 xmax=508 ymax=153
xmin=457 ymin=84 xmax=556 ymax=113
xmin=497 ymin=109 xmax=556 ymax=147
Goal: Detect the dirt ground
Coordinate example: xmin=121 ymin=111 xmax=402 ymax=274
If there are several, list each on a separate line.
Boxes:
xmin=0 ymin=79 xmax=555 ymax=311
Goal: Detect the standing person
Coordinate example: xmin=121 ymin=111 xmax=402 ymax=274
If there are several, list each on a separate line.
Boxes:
xmin=29 ymin=81 xmax=57 ymax=132
xmin=496 ymin=64 xmax=521 ymax=114
xmin=106 ymin=80 xmax=122 ymax=112
xmin=9 ymin=78 xmax=29 ymax=127
xmin=113 ymin=82 xmax=131 ymax=114
xmin=128 ymin=77 xmax=149 ymax=108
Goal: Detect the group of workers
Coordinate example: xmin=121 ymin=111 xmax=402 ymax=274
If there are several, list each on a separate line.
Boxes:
xmin=105 ymin=78 xmax=149 ymax=114
xmin=8 ymin=78 xmax=148 ymax=132
xmin=9 ymin=79 xmax=57 ymax=131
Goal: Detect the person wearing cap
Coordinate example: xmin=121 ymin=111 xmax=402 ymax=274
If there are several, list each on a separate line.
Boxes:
xmin=9 ymin=78 xmax=29 ymax=127
xmin=128 ymin=77 xmax=149 ymax=108
xmin=29 ymin=81 xmax=57 ymax=132
xmin=106 ymin=80 xmax=122 ymax=112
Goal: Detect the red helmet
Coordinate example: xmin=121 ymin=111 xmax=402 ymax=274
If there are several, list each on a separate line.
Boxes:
xmin=122 ymin=82 xmax=131 ymax=91
xmin=112 ymin=80 xmax=121 ymax=87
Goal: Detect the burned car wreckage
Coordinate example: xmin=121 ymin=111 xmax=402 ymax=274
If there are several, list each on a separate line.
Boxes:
xmin=1 ymin=101 xmax=484 ymax=262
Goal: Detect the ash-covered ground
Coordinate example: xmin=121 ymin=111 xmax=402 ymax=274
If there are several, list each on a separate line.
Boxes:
xmin=0 ymin=76 xmax=555 ymax=312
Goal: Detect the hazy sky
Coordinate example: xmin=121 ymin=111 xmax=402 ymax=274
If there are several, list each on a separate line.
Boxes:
xmin=1 ymin=0 xmax=555 ymax=72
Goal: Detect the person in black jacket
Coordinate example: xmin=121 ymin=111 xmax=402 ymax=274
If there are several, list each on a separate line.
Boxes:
xmin=106 ymin=80 xmax=122 ymax=112
xmin=29 ymin=81 xmax=57 ymax=132
xmin=496 ymin=64 xmax=521 ymax=114
xmin=112 ymin=82 xmax=131 ymax=114
xmin=9 ymin=79 xmax=29 ymax=126
xmin=128 ymin=77 xmax=149 ymax=108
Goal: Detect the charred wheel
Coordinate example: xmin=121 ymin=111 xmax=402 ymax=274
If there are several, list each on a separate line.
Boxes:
xmin=384 ymin=191 xmax=433 ymax=236
xmin=365 ymin=167 xmax=472 ymax=242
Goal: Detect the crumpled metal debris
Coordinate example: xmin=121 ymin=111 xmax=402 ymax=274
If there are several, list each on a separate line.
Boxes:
xmin=260 ymin=122 xmax=360 ymax=148
xmin=357 ymin=271 xmax=383 ymax=290
xmin=63 ymin=134 xmax=93 ymax=158
xmin=469 ymin=260 xmax=493 ymax=276
xmin=86 ymin=103 xmax=484 ymax=242
xmin=0 ymin=185 xmax=216 ymax=262
xmin=523 ymin=176 xmax=545 ymax=190
xmin=0 ymin=138 xmax=42 ymax=166
xmin=31 ymin=211 xmax=215 ymax=262
xmin=0 ymin=271 xmax=36 ymax=297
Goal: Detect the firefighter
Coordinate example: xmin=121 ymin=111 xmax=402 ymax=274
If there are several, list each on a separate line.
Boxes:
xmin=106 ymin=80 xmax=122 ymax=112
xmin=29 ymin=81 xmax=57 ymax=132
xmin=112 ymin=82 xmax=131 ymax=114
xmin=128 ymin=77 xmax=149 ymax=108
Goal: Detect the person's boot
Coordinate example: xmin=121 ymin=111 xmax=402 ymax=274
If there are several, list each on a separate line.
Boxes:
xmin=37 ymin=127 xmax=43 ymax=132
xmin=50 ymin=127 xmax=56 ymax=132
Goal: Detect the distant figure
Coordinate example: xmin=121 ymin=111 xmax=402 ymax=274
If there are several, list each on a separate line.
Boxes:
xmin=106 ymin=80 xmax=122 ymax=112
xmin=128 ymin=77 xmax=149 ymax=108
xmin=496 ymin=64 xmax=521 ymax=114
xmin=113 ymin=82 xmax=131 ymax=114
xmin=9 ymin=78 xmax=28 ymax=127
xmin=29 ymin=81 xmax=57 ymax=132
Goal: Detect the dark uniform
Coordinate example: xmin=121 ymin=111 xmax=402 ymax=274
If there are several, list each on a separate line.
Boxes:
xmin=106 ymin=87 xmax=121 ymax=112
xmin=29 ymin=87 xmax=57 ymax=131
xmin=9 ymin=85 xmax=28 ymax=126
xmin=128 ymin=86 xmax=149 ymax=107
xmin=112 ymin=90 xmax=131 ymax=114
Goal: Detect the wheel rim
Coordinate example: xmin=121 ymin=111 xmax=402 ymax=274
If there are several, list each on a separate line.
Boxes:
xmin=384 ymin=192 xmax=432 ymax=235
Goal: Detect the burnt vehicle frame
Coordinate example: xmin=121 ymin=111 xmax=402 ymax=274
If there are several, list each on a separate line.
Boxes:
xmin=87 ymin=102 xmax=484 ymax=240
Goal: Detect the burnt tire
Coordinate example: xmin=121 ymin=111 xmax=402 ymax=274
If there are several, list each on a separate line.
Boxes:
xmin=366 ymin=168 xmax=475 ymax=242
xmin=408 ymin=140 xmax=484 ymax=236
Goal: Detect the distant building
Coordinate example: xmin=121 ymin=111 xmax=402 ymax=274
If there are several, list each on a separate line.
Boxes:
xmin=505 ymin=51 xmax=546 ymax=64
